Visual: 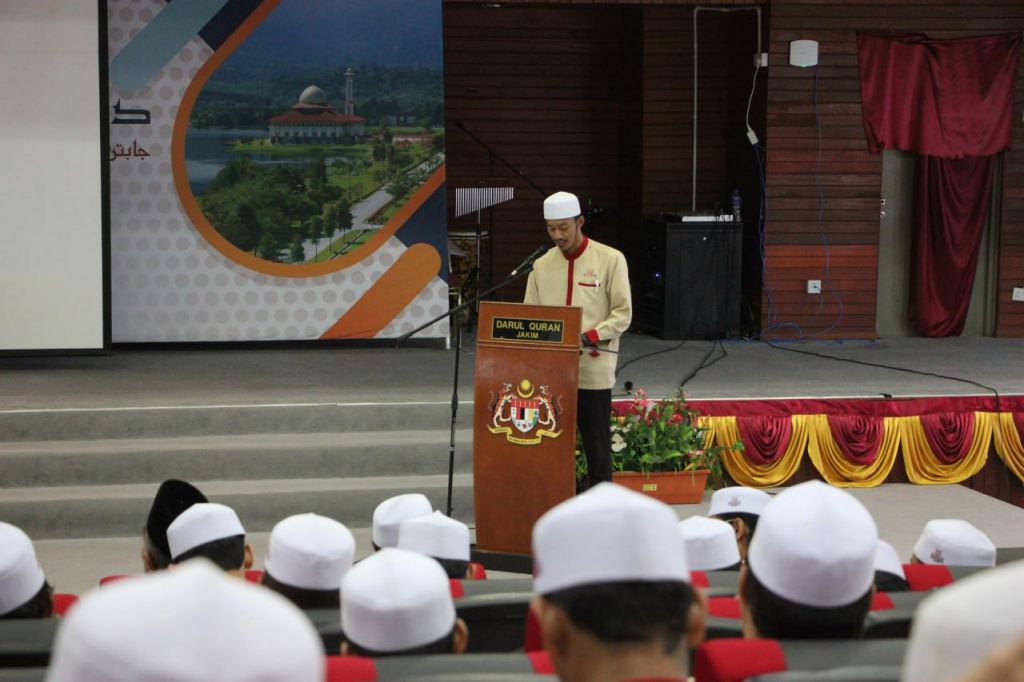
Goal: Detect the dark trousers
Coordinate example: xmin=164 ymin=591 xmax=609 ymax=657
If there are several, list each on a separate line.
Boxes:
xmin=577 ymin=388 xmax=613 ymax=486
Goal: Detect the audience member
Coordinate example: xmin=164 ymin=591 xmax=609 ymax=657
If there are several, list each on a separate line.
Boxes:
xmin=707 ymin=486 xmax=771 ymax=561
xmin=340 ymin=547 xmax=468 ymax=657
xmin=677 ymin=516 xmax=742 ymax=571
xmin=874 ymin=539 xmax=910 ymax=592
xmin=912 ymin=519 xmax=996 ymax=567
xmin=262 ymin=512 xmax=355 ymax=610
xmin=903 ymin=559 xmax=1024 ymax=682
xmin=46 ymin=560 xmax=323 ymax=682
xmin=371 ymin=493 xmax=432 ymax=550
xmin=141 ymin=478 xmax=207 ymax=572
xmin=531 ymin=482 xmax=705 ymax=682
xmin=739 ymin=480 xmax=877 ymax=640
xmin=166 ymin=502 xmax=253 ymax=576
xmin=0 ymin=522 xmax=52 ymax=619
xmin=398 ymin=510 xmax=473 ymax=579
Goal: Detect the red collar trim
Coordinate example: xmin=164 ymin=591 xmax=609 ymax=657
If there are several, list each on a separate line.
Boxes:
xmin=561 ymin=237 xmax=589 ymax=261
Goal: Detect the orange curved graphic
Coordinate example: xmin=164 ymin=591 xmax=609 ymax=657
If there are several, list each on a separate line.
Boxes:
xmin=320 ymin=243 xmax=442 ymax=339
xmin=171 ymin=0 xmax=446 ymax=277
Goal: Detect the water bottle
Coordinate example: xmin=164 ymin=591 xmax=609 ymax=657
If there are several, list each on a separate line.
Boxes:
xmin=730 ymin=189 xmax=742 ymax=224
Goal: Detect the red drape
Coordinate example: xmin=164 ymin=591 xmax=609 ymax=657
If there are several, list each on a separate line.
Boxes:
xmin=919 ymin=411 xmax=975 ymax=464
xmin=827 ymin=415 xmax=884 ymax=465
xmin=858 ymin=33 xmax=1020 ymax=158
xmin=909 ymin=154 xmax=996 ymax=336
xmin=857 ymin=33 xmax=1021 ymax=337
xmin=737 ymin=415 xmax=792 ymax=466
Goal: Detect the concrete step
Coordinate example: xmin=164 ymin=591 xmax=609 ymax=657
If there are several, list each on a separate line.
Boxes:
xmin=0 ymin=474 xmax=475 ymax=540
xmin=0 ymin=400 xmax=476 ymax=442
xmin=0 ymin=430 xmax=475 ymax=487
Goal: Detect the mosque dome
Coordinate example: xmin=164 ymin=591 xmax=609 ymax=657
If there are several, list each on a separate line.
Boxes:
xmin=298 ymin=85 xmax=327 ymax=106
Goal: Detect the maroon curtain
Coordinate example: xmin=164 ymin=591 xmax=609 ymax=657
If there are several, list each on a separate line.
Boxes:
xmin=909 ymin=154 xmax=996 ymax=336
xmin=857 ymin=33 xmax=1021 ymax=337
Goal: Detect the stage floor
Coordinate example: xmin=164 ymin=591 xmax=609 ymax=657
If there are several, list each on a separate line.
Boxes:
xmin=1 ymin=334 xmax=1021 ymax=411
xmin=3 ymin=334 xmax=1024 ymax=593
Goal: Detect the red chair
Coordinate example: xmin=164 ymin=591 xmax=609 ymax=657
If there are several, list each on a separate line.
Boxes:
xmin=707 ymin=596 xmax=742 ymax=619
xmin=244 ymin=569 xmax=264 ymax=584
xmin=324 ymin=655 xmax=376 ymax=682
xmin=870 ymin=592 xmax=895 ymax=610
xmin=449 ymin=579 xmax=465 ymax=598
xmin=527 ymin=650 xmax=555 ymax=674
xmin=99 ymin=574 xmax=132 ymax=586
xmin=468 ymin=561 xmax=488 ymax=580
xmin=690 ymin=570 xmax=710 ymax=588
xmin=53 ymin=593 xmax=78 ymax=616
xmin=694 ymin=638 xmax=787 ymax=682
xmin=903 ymin=564 xmax=953 ymax=591
xmin=524 ymin=607 xmax=543 ymax=652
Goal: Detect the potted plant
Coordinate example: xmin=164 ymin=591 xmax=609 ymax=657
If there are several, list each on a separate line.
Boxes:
xmin=576 ymin=388 xmax=741 ymax=503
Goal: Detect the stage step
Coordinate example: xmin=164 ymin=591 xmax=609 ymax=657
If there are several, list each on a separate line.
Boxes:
xmin=0 ymin=474 xmax=475 ymax=540
xmin=0 ymin=400 xmax=475 ymax=442
xmin=0 ymin=430 xmax=474 ymax=487
xmin=0 ymin=400 xmax=482 ymax=543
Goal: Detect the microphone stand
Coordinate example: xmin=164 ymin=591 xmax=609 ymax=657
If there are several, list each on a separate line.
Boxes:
xmin=455 ymin=120 xmax=549 ymax=198
xmin=396 ymin=265 xmax=538 ymax=517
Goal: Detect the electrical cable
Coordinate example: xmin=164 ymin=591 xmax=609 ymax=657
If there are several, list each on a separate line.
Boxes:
xmin=759 ymin=338 xmax=1002 ymax=413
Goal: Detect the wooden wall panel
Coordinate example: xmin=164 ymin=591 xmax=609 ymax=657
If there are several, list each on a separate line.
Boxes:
xmin=765 ymin=0 xmax=1024 ymax=338
xmin=443 ymin=4 xmax=643 ymax=300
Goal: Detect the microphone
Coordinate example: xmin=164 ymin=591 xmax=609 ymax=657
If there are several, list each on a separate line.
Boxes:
xmin=510 ymin=245 xmax=548 ymax=277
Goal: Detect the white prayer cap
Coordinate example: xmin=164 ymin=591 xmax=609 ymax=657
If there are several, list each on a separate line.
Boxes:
xmin=46 ymin=560 xmax=323 ymax=682
xmin=543 ymin=191 xmax=581 ymax=220
xmin=341 ymin=548 xmax=455 ymax=653
xmin=398 ymin=510 xmax=470 ymax=562
xmin=875 ymin=540 xmax=906 ymax=580
xmin=264 ymin=513 xmax=356 ymax=590
xmin=167 ymin=502 xmax=245 ymax=561
xmin=0 ymin=523 xmax=46 ymax=616
xmin=708 ymin=486 xmax=772 ymax=518
xmin=677 ymin=516 xmax=741 ymax=571
xmin=372 ymin=493 xmax=432 ymax=548
xmin=532 ymin=482 xmax=689 ymax=595
xmin=902 ymin=559 xmax=1024 ymax=682
xmin=912 ymin=519 xmax=996 ymax=567
xmin=747 ymin=480 xmax=878 ymax=608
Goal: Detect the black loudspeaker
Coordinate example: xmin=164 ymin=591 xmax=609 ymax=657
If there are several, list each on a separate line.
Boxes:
xmin=633 ymin=218 xmax=742 ymax=340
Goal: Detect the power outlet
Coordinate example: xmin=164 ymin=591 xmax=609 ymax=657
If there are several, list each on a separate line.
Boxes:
xmin=1013 ymin=287 xmax=1024 ymax=302
xmin=806 ymin=280 xmax=822 ymax=295
xmin=754 ymin=52 xmax=768 ymax=68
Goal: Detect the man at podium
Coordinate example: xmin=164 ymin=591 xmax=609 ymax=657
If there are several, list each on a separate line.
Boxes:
xmin=524 ymin=191 xmax=632 ymax=488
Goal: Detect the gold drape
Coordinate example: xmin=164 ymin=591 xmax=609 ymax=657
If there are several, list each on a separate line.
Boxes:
xmin=993 ymin=412 xmax=1024 ymax=482
xmin=806 ymin=415 xmax=901 ymax=487
xmin=899 ymin=413 xmax=991 ymax=485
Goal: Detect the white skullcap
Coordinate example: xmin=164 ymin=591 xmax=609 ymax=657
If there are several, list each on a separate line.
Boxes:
xmin=0 ymin=523 xmax=46 ymax=616
xmin=912 ymin=519 xmax=996 ymax=568
xmin=677 ymin=516 xmax=741 ymax=571
xmin=398 ymin=510 xmax=470 ymax=562
xmin=532 ymin=482 xmax=690 ymax=595
xmin=708 ymin=486 xmax=772 ymax=518
xmin=543 ymin=191 xmax=581 ymax=220
xmin=372 ymin=493 xmax=432 ymax=548
xmin=264 ymin=513 xmax=356 ymax=590
xmin=45 ymin=560 xmax=323 ymax=682
xmin=341 ymin=548 xmax=455 ymax=652
xmin=902 ymin=559 xmax=1024 ymax=682
xmin=747 ymin=480 xmax=878 ymax=608
xmin=167 ymin=502 xmax=245 ymax=560
xmin=875 ymin=540 xmax=906 ymax=580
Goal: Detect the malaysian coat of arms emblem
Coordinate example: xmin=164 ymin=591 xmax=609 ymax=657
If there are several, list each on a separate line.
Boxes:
xmin=488 ymin=379 xmax=562 ymax=445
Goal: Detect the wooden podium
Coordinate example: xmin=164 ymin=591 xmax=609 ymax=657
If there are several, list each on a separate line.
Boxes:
xmin=473 ymin=301 xmax=581 ymax=555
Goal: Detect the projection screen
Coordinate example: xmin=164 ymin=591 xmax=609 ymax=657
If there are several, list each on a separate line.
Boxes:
xmin=0 ymin=0 xmax=108 ymax=352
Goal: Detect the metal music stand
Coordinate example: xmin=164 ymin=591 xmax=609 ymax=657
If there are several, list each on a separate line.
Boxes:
xmin=454 ymin=186 xmax=514 ymax=319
